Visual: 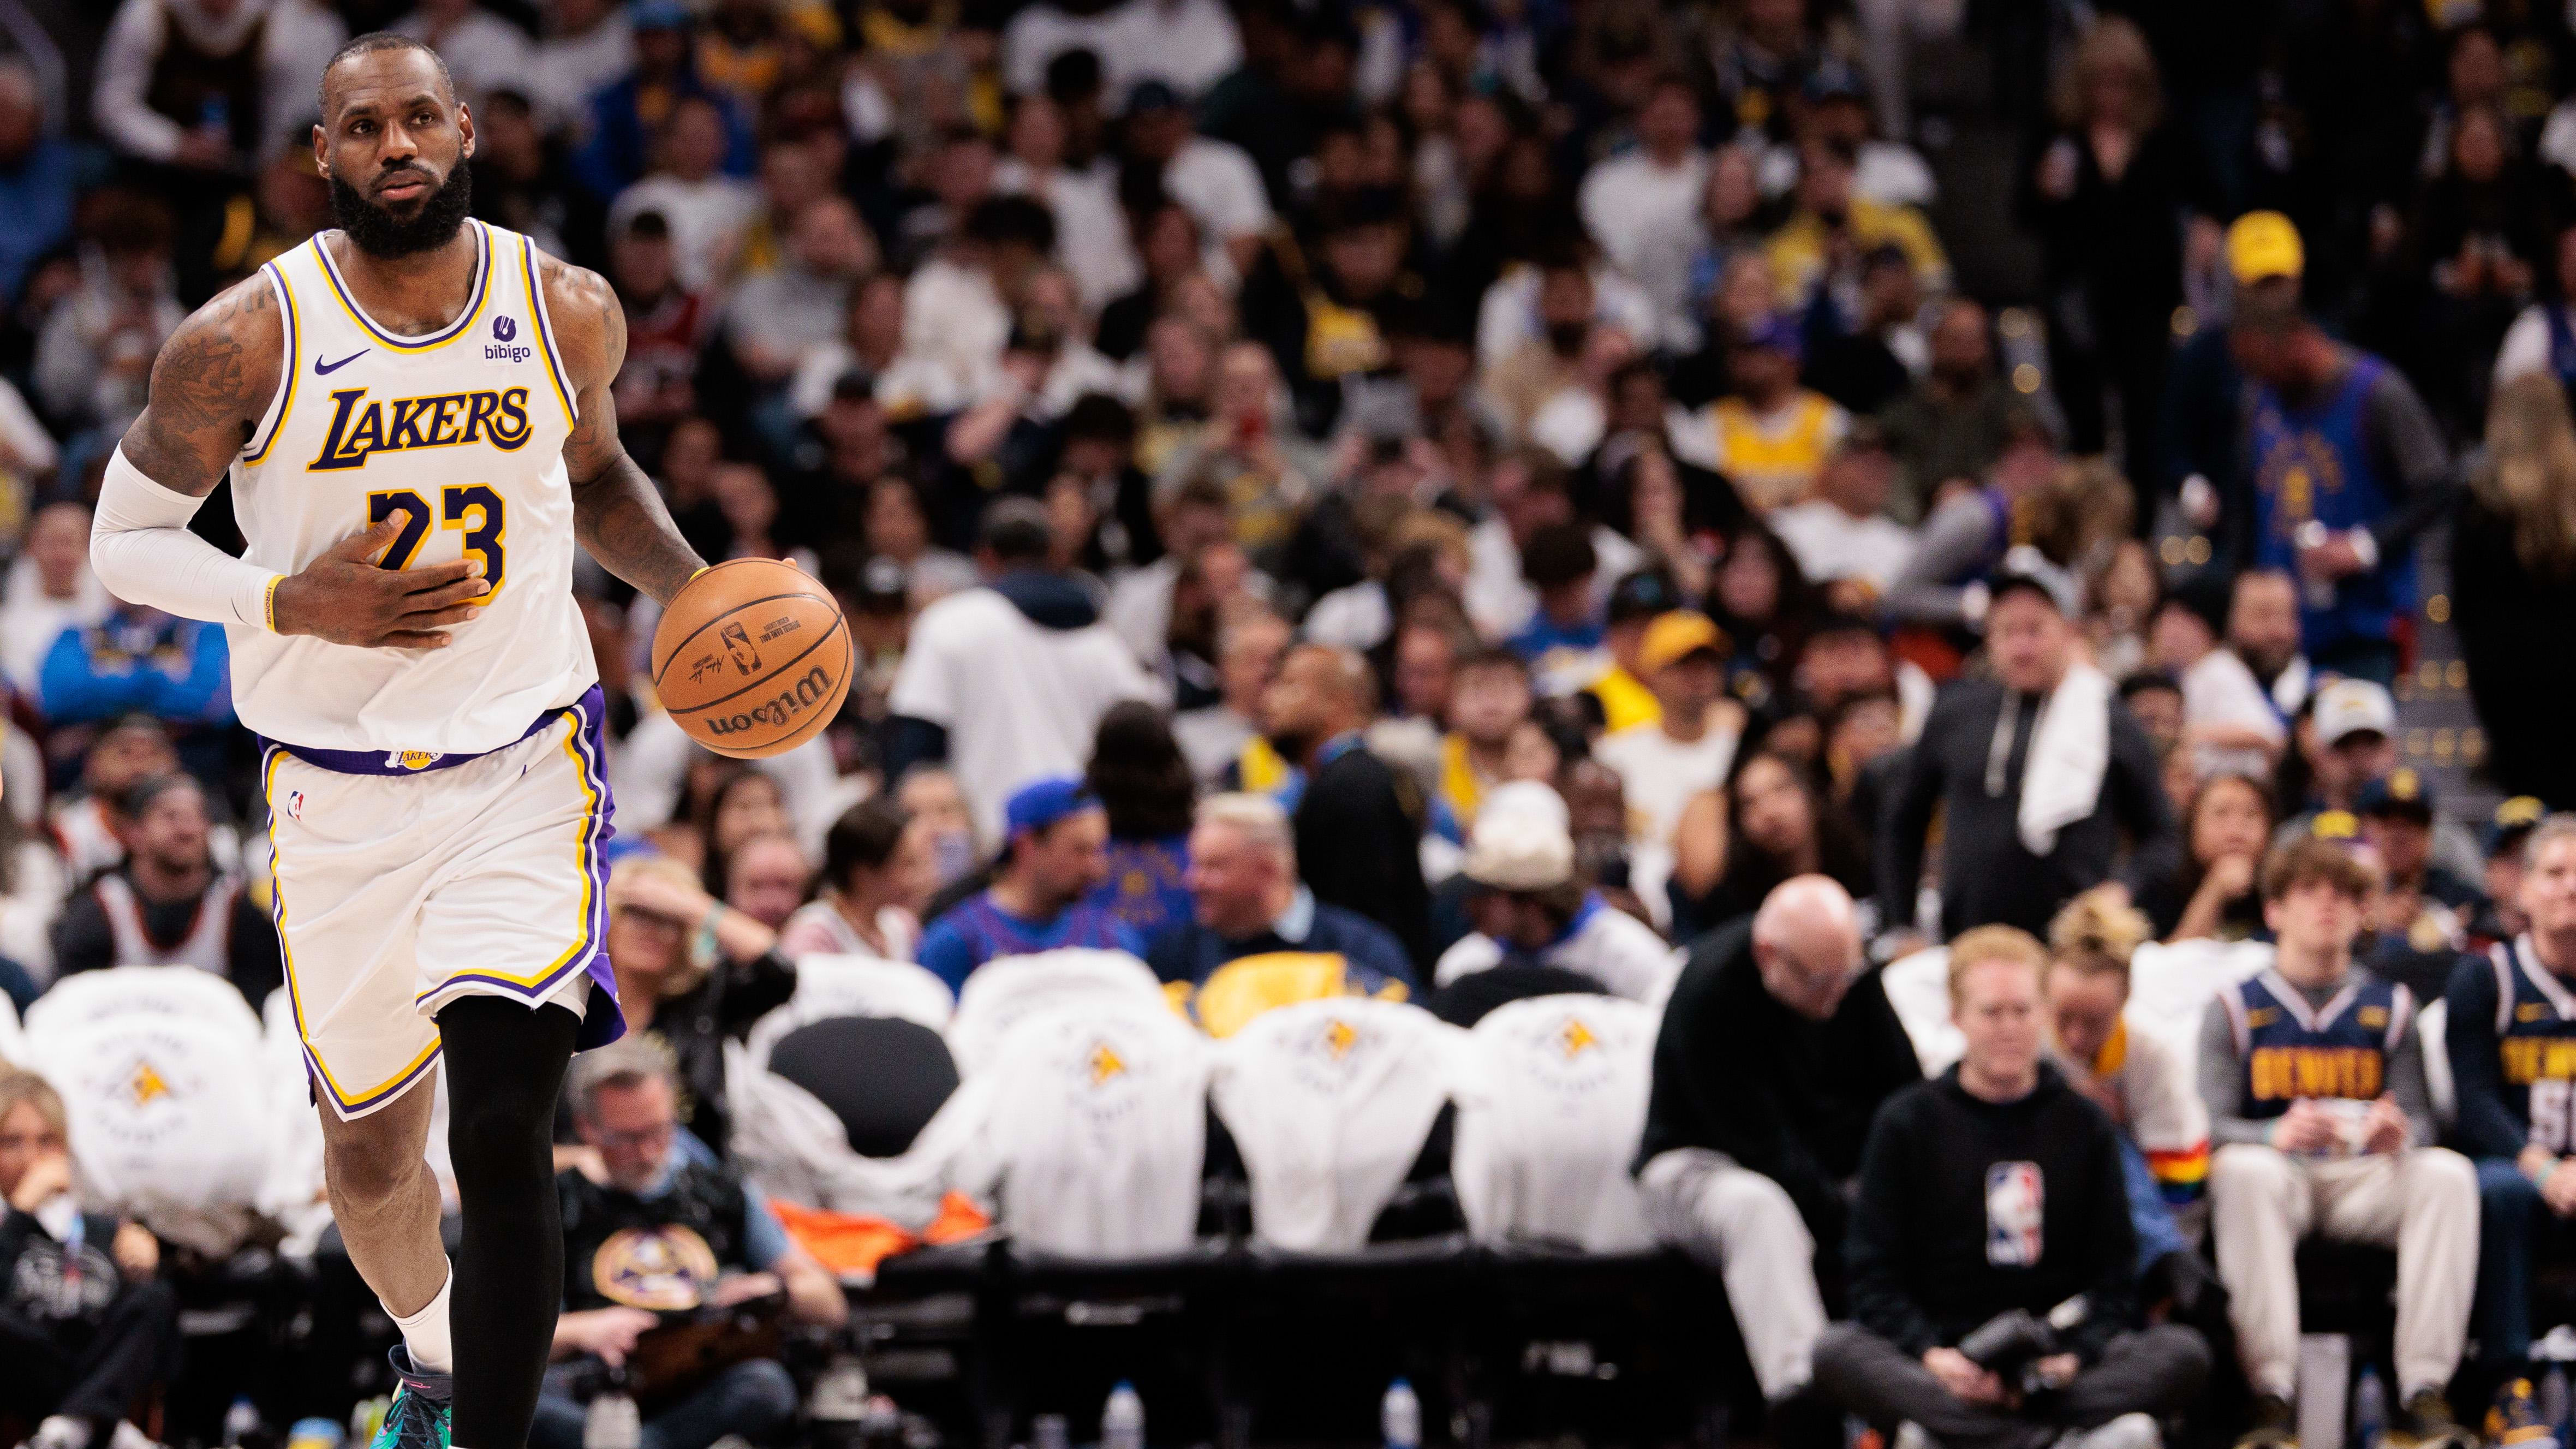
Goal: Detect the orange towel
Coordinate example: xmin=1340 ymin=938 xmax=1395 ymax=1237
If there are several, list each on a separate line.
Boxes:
xmin=770 ymin=1192 xmax=994 ymax=1282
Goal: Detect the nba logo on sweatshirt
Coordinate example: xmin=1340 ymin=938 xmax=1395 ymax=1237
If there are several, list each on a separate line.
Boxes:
xmin=1985 ymin=1161 xmax=2045 ymax=1266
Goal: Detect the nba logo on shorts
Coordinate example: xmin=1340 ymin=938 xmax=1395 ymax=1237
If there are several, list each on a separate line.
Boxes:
xmin=1985 ymin=1161 xmax=2045 ymax=1266
xmin=286 ymin=790 xmax=304 ymax=821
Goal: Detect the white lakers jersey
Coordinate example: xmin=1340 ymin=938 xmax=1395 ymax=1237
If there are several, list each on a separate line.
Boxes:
xmin=229 ymin=219 xmax=597 ymax=755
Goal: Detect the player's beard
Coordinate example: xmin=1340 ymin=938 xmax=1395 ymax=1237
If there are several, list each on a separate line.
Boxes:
xmin=329 ymin=163 xmax=474 ymax=259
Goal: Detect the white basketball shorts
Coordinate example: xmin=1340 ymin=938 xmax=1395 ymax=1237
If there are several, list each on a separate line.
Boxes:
xmin=261 ymin=684 xmax=623 ymax=1119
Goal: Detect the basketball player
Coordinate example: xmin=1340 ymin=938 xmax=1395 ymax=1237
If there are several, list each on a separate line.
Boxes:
xmin=86 ymin=37 xmax=708 ymax=1449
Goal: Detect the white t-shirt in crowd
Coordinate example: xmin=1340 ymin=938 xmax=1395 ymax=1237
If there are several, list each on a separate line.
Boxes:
xmin=1476 ymin=264 xmax=1660 ymax=370
xmin=1593 ymin=718 xmax=1740 ymax=848
xmin=899 ymin=256 xmax=1013 ymax=413
xmin=606 ymin=174 xmax=761 ymax=290
xmin=0 ymin=559 xmax=109 ymax=695
xmin=1578 ymin=149 xmax=1708 ymax=346
xmin=1164 ymin=138 xmax=1273 ymax=243
xmin=2180 ymin=645 xmax=2286 ymax=781
xmin=1770 ymin=500 xmax=1918 ymax=594
xmin=1434 ymin=895 xmax=1679 ymax=1004
xmin=887 ymin=585 xmax=1164 ymax=842
xmin=1108 ymin=0 xmax=1243 ymax=97
xmin=392 ymin=5 xmax=534 ymax=109
xmin=996 ymin=159 xmax=1140 ymax=310
xmin=530 ymin=14 xmax=634 ymax=134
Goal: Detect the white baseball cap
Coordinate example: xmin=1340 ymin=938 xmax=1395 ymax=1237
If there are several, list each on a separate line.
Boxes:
xmin=2313 ymin=678 xmax=2396 ymax=747
xmin=1461 ymin=807 xmax=1576 ymax=892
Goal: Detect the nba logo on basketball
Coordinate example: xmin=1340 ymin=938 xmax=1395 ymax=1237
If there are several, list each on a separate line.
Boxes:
xmin=1984 ymin=1161 xmax=2044 ymax=1266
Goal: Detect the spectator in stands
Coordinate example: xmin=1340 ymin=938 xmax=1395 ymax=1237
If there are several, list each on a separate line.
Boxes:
xmin=1680 ymin=313 xmax=1847 ymax=510
xmin=0 ymin=1070 xmax=177 ymax=1449
xmin=1174 ymin=608 xmax=1290 ymax=788
xmin=0 ymin=504 xmax=110 ymax=698
xmin=1268 ymin=643 xmax=1434 ymax=966
xmin=39 ymin=598 xmax=232 ymax=736
xmin=1119 ymin=79 xmax=1273 ymax=279
xmin=1771 ymin=426 xmax=1917 ymax=600
xmin=1674 ymin=750 xmax=1873 ymax=938
xmin=576 ymin=0 xmax=755 ymax=200
xmin=1594 ymin=612 xmax=1748 ymax=862
xmin=726 ymin=196 xmax=876 ymax=396
xmin=2227 ymin=264 xmax=2454 ymax=685
xmin=0 ymin=61 xmax=77 ymax=310
xmin=2225 ymin=569 xmax=2310 ymax=721
xmin=1877 ymin=299 xmax=2030 ymax=526
xmin=2454 ymin=373 xmax=2576 ymax=813
xmin=2150 ymin=594 xmax=2283 ymax=783
xmin=2447 ymin=813 xmax=2576 ymax=1402
xmin=90 ymin=0 xmax=344 ymax=175
xmin=2476 ymin=798 xmax=2546 ymax=947
xmin=529 ymin=0 xmax=634 ymax=134
xmin=601 ymin=855 xmax=794 ymax=1154
xmin=916 ymin=776 xmax=1141 ymax=992
xmin=720 ymin=832 xmax=809 ymax=934
xmin=1878 ymin=409 xmax=2060 ymax=631
xmin=689 ymin=767 xmax=791 ymax=898
xmin=1637 ymin=875 xmax=1921 ymax=1415
xmin=33 ymin=193 xmax=182 ymax=443
xmin=1816 ymin=924 xmax=2210 ymax=1449
xmin=536 ymin=1039 xmax=844 ymax=1449
xmin=2143 ymin=773 xmax=2274 ymax=944
xmin=51 ymin=773 xmax=275 ymax=1004
xmin=1085 ymin=702 xmax=1197 ymax=946
xmin=391 ymin=0 xmax=533 ymax=108
xmin=1436 ymin=791 xmax=1674 ymax=1001
xmin=2201 ymin=840 xmax=2479 ymax=1449
xmin=1764 ymin=137 xmax=1948 ymax=318
xmin=780 ymin=798 xmax=932 ymax=961
xmin=1147 ymin=791 xmax=1415 ymax=988
xmin=1436 ymin=647 xmax=1533 ymax=830
xmin=2356 ymin=771 xmax=2484 ymax=928
xmin=1579 ymin=73 xmax=1708 ymax=339
xmin=2022 ymin=16 xmax=2195 ymax=500
xmin=2280 ymin=678 xmax=2398 ymax=836
xmin=1879 ymin=553 xmax=2179 ymax=942
xmin=605 ymin=94 xmax=762 ymax=291
xmin=2045 ymin=890 xmax=2212 ymax=1269
xmin=885 ymin=498 xmax=1159 ymax=843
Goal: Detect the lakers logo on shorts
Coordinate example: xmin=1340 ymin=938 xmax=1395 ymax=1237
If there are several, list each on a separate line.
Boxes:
xmin=591 ymin=1225 xmax=721 ymax=1310
xmin=383 ymin=750 xmax=443 ymax=771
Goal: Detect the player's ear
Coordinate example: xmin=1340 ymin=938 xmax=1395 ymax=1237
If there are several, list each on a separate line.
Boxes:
xmin=456 ymin=101 xmax=476 ymax=162
xmin=311 ymin=120 xmax=330 ymax=178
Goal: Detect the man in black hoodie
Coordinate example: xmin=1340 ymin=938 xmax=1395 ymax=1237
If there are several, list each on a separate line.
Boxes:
xmin=1633 ymin=876 xmax=1922 ymax=1412
xmin=1816 ymin=925 xmax=2209 ymax=1449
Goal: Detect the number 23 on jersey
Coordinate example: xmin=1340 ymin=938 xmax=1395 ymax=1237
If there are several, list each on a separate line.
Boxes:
xmin=369 ymin=485 xmax=506 ymax=600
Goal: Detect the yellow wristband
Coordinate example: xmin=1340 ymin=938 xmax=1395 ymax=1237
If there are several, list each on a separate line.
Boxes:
xmin=263 ymin=574 xmax=284 ymax=633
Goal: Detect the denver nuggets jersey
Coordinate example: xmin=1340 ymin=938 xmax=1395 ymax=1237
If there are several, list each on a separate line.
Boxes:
xmin=2481 ymin=938 xmax=2576 ymax=1151
xmin=2221 ymin=968 xmax=2414 ymax=1119
xmin=228 ymin=220 xmax=596 ymax=757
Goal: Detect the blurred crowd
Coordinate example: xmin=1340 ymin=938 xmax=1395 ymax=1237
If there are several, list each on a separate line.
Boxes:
xmin=24 ymin=0 xmax=2576 ymax=1443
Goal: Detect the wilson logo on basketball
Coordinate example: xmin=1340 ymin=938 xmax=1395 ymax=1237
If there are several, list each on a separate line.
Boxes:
xmin=704 ymin=665 xmax=836 ymax=738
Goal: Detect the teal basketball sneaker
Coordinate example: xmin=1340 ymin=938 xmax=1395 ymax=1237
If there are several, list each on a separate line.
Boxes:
xmin=371 ymin=1347 xmax=452 ymax=1449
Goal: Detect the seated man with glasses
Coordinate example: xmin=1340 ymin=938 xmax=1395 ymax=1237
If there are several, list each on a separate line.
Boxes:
xmin=534 ymin=1038 xmax=847 ymax=1449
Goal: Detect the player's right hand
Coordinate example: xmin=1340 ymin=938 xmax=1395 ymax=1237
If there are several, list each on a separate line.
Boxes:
xmin=272 ymin=517 xmax=488 ymax=648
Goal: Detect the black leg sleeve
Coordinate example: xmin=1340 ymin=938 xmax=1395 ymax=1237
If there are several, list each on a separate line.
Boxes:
xmin=437 ymin=998 xmax=582 ymax=1449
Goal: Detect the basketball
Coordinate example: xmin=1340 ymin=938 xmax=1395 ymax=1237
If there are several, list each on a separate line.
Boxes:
xmin=651 ymin=559 xmax=853 ymax=758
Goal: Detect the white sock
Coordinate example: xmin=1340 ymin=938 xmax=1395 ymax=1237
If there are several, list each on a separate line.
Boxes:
xmin=387 ymin=1265 xmax=455 ymax=1375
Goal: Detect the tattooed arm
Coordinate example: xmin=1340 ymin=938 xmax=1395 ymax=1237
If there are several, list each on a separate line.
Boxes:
xmin=117 ymin=275 xmax=282 ymax=494
xmin=99 ymin=275 xmax=488 ymax=647
xmin=544 ymin=252 xmax=707 ymax=607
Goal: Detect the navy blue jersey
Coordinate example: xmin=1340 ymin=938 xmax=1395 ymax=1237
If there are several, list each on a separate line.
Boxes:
xmin=2481 ymin=938 xmax=2576 ymax=1151
xmin=2223 ymin=968 xmax=2415 ymax=1119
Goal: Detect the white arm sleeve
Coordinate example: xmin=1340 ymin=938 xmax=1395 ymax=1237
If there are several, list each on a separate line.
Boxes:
xmin=91 ymin=448 xmax=281 ymax=631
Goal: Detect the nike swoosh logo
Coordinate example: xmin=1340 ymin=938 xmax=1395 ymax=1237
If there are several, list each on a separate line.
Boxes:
xmin=315 ymin=349 xmax=369 ymax=374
